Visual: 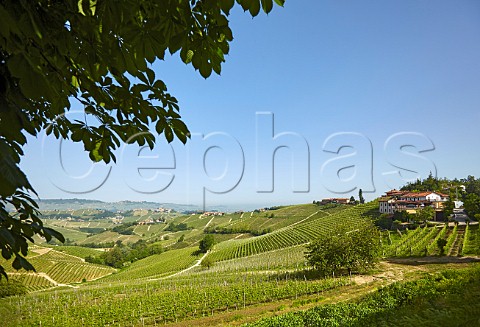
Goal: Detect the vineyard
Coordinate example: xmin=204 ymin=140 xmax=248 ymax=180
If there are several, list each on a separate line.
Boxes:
xmin=8 ymin=274 xmax=55 ymax=292
xmin=462 ymin=224 xmax=480 ymax=255
xmin=221 ymin=204 xmax=322 ymax=233
xmin=243 ymin=265 xmax=480 ymax=327
xmin=1 ymin=248 xmax=115 ymax=288
xmin=99 ymin=247 xmax=201 ymax=282
xmin=385 ymin=224 xmax=480 ymax=257
xmin=0 ymin=271 xmax=350 ymax=326
xmin=1 ymin=200 xmax=479 ymax=327
xmin=37 ymin=224 xmax=90 ymax=243
xmin=201 ymin=245 xmax=308 ymax=274
xmin=54 ymin=246 xmax=105 ymax=259
xmin=208 ymin=202 xmax=379 ymax=262
xmin=78 ymin=231 xmax=141 ymax=245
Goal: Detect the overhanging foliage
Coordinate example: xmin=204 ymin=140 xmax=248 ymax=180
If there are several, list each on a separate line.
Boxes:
xmin=0 ymin=0 xmax=285 ymax=278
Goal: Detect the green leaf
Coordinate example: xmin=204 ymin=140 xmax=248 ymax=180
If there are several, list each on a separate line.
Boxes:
xmin=0 ymin=228 xmax=16 ymax=252
xmin=180 ymin=49 xmax=194 ymax=64
xmin=71 ymin=129 xmax=83 ymax=142
xmin=155 ymin=119 xmax=166 ymax=134
xmin=7 ymin=54 xmax=48 ymax=101
xmin=71 ymin=75 xmax=80 ymax=89
xmin=220 ymin=0 xmax=235 ymax=14
xmin=144 ymin=38 xmax=156 ymax=63
xmin=136 ymin=71 xmax=149 ymax=85
xmin=199 ymin=61 xmax=212 ymax=79
xmin=238 ymin=0 xmax=251 ymax=12
xmin=43 ymin=227 xmax=65 ymax=243
xmin=192 ymin=52 xmax=202 ymax=70
xmin=146 ymin=68 xmax=155 ymax=85
xmin=131 ymin=84 xmax=149 ymax=93
xmin=0 ymin=153 xmax=31 ymax=197
xmin=0 ymin=5 xmax=20 ymax=36
xmin=261 ymin=0 xmax=273 ymax=13
xmin=89 ymin=140 xmax=103 ymax=162
xmin=274 ymin=0 xmax=285 ymax=6
xmin=164 ymin=126 xmax=174 ymax=143
xmin=173 ymin=128 xmax=188 ymax=144
xmin=249 ymin=0 xmax=261 ymax=16
xmin=26 ymin=9 xmax=43 ymax=39
xmin=77 ymin=0 xmax=86 ymax=16
xmin=171 ymin=119 xmax=190 ymax=144
xmin=169 ymin=33 xmax=184 ymax=55
xmin=12 ymin=255 xmax=35 ymax=272
xmin=0 ymin=266 xmax=7 ymax=280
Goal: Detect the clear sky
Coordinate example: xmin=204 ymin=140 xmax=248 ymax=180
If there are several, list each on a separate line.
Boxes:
xmin=21 ymin=0 xmax=480 ymax=210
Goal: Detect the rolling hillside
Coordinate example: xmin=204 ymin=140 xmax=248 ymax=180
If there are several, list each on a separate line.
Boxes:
xmin=1 ymin=201 xmax=479 ymax=327
xmin=208 ymin=202 xmax=378 ymax=262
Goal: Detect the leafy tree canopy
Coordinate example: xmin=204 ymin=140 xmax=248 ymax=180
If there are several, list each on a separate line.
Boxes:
xmin=463 ymin=175 xmax=480 ymax=197
xmin=358 ymin=189 xmax=365 ymax=204
xmin=305 ymin=221 xmax=381 ymax=277
xmin=393 ymin=210 xmax=412 ymax=223
xmin=199 ymin=234 xmax=215 ymax=253
xmin=0 ymin=0 xmax=285 ymax=278
xmin=463 ymin=193 xmax=480 ymax=218
xmin=400 ymin=173 xmax=467 ymax=194
xmin=414 ymin=206 xmax=435 ymax=224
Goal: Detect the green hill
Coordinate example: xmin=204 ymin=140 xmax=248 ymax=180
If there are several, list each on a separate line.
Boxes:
xmin=1 ymin=201 xmax=479 ymax=327
xmin=208 ymin=202 xmax=378 ymax=262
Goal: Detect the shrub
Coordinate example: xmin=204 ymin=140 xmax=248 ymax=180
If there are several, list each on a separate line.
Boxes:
xmin=0 ymin=279 xmax=27 ymax=298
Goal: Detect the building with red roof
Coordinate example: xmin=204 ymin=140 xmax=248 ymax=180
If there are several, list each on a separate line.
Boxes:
xmin=378 ymin=190 xmax=449 ymax=220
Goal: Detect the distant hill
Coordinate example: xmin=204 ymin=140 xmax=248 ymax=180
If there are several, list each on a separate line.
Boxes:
xmin=35 ymin=198 xmax=202 ymax=213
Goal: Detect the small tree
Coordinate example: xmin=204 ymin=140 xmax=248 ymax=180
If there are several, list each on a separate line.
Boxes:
xmin=414 ymin=206 xmax=435 ymax=224
xmin=443 ymin=197 xmax=455 ymax=218
xmin=306 ymin=221 xmax=381 ymax=276
xmin=349 ymin=196 xmax=356 ymax=204
xmin=393 ymin=210 xmax=411 ymax=223
xmin=464 ymin=193 xmax=480 ymax=217
xmin=199 ymin=235 xmax=215 ymax=253
xmin=201 ymin=257 xmax=214 ymax=269
xmin=375 ymin=213 xmax=393 ymax=229
xmin=437 ymin=238 xmax=447 ymax=255
xmin=358 ymin=189 xmax=365 ymax=204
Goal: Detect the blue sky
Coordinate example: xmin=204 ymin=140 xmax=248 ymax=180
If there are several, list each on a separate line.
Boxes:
xmin=21 ymin=0 xmax=480 ymax=210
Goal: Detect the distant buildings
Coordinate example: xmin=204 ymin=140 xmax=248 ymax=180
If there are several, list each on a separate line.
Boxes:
xmin=378 ymin=189 xmax=449 ymax=219
xmin=319 ymin=198 xmax=351 ymax=205
xmin=137 ymin=218 xmax=165 ymax=225
xmin=202 ymin=211 xmax=225 ymax=216
xmin=154 ymin=207 xmax=174 ymax=213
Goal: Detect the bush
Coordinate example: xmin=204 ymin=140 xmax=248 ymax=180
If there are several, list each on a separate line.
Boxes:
xmin=199 ymin=235 xmax=215 ymax=253
xmin=306 ymin=221 xmax=381 ymax=276
xmin=0 ymin=279 xmax=27 ymax=298
xmin=437 ymin=238 xmax=447 ymax=255
xmin=200 ymin=257 xmax=214 ymax=269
